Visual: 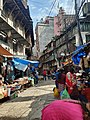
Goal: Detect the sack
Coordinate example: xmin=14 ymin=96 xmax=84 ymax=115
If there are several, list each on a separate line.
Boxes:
xmin=61 ymin=88 xmax=70 ymax=99
xmin=53 ymin=87 xmax=60 ymax=98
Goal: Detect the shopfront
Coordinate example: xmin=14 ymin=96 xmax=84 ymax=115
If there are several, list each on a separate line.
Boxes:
xmin=0 ymin=45 xmax=13 ymax=80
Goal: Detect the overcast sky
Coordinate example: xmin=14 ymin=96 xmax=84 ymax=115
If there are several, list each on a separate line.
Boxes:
xmin=28 ymin=0 xmax=75 ymax=30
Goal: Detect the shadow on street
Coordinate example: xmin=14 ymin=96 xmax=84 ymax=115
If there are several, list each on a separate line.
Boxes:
xmin=0 ymin=80 xmax=55 ymax=120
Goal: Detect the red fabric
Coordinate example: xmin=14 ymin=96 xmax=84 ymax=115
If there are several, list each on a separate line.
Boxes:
xmin=42 ymin=100 xmax=83 ymax=120
xmin=43 ymin=70 xmax=46 ymax=76
xmin=66 ymin=72 xmax=75 ymax=94
xmin=82 ymin=88 xmax=90 ymax=102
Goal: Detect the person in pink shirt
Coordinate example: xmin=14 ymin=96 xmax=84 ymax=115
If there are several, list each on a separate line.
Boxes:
xmin=41 ymin=100 xmax=90 ymax=120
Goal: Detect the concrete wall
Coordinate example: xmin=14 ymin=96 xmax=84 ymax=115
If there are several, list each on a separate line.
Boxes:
xmin=38 ymin=17 xmax=54 ymax=54
xmin=54 ymin=8 xmax=75 ymax=36
xmin=75 ymin=32 xmax=87 ymax=46
xmin=54 ymin=16 xmax=61 ymax=36
xmin=0 ymin=0 xmax=3 ymax=10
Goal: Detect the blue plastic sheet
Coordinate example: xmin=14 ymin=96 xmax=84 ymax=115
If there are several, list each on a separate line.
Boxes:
xmin=12 ymin=58 xmax=39 ymax=71
xmin=72 ymin=44 xmax=87 ymax=65
xmin=72 ymin=52 xmax=86 ymax=65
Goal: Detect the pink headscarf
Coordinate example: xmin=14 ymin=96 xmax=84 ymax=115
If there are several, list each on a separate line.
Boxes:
xmin=41 ymin=100 xmax=84 ymax=120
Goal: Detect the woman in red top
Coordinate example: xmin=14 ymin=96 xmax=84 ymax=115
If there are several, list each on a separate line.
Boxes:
xmin=66 ymin=68 xmax=76 ymax=95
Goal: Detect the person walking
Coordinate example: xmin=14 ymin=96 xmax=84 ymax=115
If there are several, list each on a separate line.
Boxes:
xmin=47 ymin=70 xmax=51 ymax=80
xmin=53 ymin=69 xmax=60 ymax=89
xmin=57 ymin=68 xmax=66 ymax=94
xmin=43 ymin=69 xmax=47 ymax=81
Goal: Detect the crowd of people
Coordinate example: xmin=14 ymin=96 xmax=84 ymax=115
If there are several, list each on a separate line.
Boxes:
xmin=52 ymin=66 xmax=90 ymax=102
xmin=42 ymin=65 xmax=90 ymax=102
xmin=0 ymin=53 xmax=90 ymax=120
xmin=41 ymin=64 xmax=90 ymax=120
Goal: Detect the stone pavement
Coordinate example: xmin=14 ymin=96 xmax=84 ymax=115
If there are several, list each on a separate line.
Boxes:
xmin=0 ymin=80 xmax=56 ymax=120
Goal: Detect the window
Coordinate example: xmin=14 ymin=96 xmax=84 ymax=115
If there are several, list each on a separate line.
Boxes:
xmin=82 ymin=22 xmax=90 ymax=32
xmin=86 ymin=35 xmax=90 ymax=43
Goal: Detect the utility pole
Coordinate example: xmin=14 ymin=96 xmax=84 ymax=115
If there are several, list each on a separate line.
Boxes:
xmin=75 ymin=0 xmax=83 ymax=45
xmin=75 ymin=0 xmax=85 ymax=70
xmin=64 ymin=18 xmax=69 ymax=54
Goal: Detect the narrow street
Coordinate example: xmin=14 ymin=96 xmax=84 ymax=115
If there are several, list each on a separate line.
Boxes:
xmin=0 ymin=0 xmax=90 ymax=120
xmin=0 ymin=80 xmax=55 ymax=120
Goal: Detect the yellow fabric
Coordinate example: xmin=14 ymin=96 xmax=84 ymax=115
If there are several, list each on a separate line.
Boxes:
xmin=53 ymin=88 xmax=59 ymax=98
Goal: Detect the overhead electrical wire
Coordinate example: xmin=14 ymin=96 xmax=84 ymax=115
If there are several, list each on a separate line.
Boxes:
xmin=30 ymin=0 xmax=57 ymax=17
xmin=39 ymin=0 xmax=58 ymax=38
xmin=48 ymin=0 xmax=57 ymax=16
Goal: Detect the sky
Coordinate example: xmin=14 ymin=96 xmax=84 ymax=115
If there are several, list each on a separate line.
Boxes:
xmin=28 ymin=0 xmax=75 ymax=30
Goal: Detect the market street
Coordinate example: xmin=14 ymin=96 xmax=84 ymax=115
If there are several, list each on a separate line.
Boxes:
xmin=0 ymin=80 xmax=55 ymax=120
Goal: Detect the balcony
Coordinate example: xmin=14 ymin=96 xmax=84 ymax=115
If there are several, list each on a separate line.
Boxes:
xmin=0 ymin=10 xmax=28 ymax=45
xmin=0 ymin=0 xmax=34 ymax=46
xmin=1 ymin=10 xmax=25 ymax=38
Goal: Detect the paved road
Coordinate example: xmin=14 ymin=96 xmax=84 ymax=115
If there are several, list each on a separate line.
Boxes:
xmin=0 ymin=80 xmax=56 ymax=120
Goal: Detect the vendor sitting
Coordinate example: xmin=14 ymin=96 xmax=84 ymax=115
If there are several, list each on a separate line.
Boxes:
xmin=0 ymin=76 xmax=8 ymax=99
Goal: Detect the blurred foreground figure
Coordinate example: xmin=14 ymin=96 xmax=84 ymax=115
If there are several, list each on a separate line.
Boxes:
xmin=41 ymin=100 xmax=90 ymax=120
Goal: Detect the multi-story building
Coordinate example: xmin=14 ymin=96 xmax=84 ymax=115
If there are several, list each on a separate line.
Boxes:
xmin=40 ymin=36 xmax=63 ymax=70
xmin=35 ymin=8 xmax=75 ymax=59
xmin=40 ymin=2 xmax=90 ymax=70
xmin=0 ymin=0 xmax=34 ymax=59
xmin=54 ymin=7 xmax=75 ymax=36
xmin=39 ymin=39 xmax=56 ymax=69
xmin=35 ymin=16 xmax=54 ymax=58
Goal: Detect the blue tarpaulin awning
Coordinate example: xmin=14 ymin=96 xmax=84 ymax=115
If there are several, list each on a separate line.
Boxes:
xmin=72 ymin=43 xmax=89 ymax=65
xmin=12 ymin=58 xmax=39 ymax=71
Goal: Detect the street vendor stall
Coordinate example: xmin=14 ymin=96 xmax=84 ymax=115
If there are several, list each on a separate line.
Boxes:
xmin=12 ymin=57 xmax=39 ymax=87
xmin=72 ymin=42 xmax=90 ymax=73
xmin=0 ymin=80 xmax=8 ymax=100
xmin=71 ymin=43 xmax=90 ymax=102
